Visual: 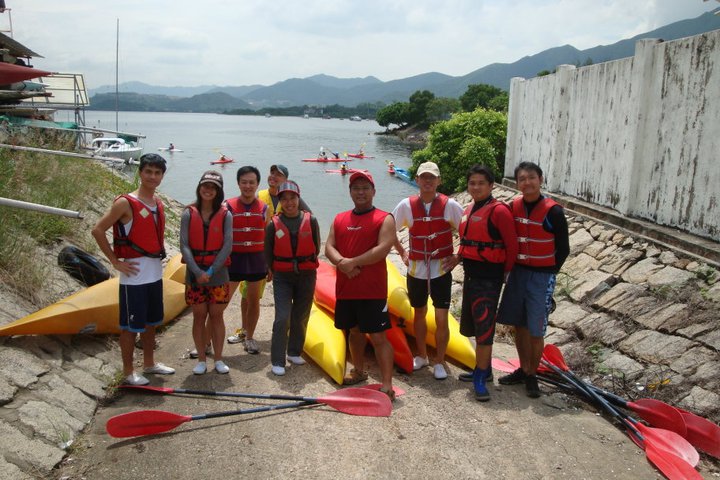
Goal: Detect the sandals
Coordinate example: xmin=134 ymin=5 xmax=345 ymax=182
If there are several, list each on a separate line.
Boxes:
xmin=379 ymin=387 xmax=396 ymax=403
xmin=343 ymin=368 xmax=368 ymax=385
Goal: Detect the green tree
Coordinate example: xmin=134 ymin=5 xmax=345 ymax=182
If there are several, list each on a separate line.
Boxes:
xmin=426 ymin=97 xmax=461 ymax=123
xmin=376 ymin=102 xmax=410 ymax=129
xmin=459 ymin=84 xmax=506 ymax=112
xmin=407 ymin=90 xmax=435 ymax=126
xmin=411 ymin=108 xmax=507 ymax=194
xmin=487 ymin=92 xmax=509 ymax=112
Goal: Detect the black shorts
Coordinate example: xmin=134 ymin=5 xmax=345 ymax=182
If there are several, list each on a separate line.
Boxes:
xmin=228 ymin=271 xmax=266 ymax=282
xmin=407 ymin=272 xmax=452 ymax=309
xmin=119 ymin=279 xmax=164 ymax=333
xmin=334 ymin=299 xmax=391 ymax=334
xmin=460 ymin=276 xmax=503 ymax=344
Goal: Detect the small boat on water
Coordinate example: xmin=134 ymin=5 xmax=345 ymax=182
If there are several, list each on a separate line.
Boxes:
xmin=324 ymin=168 xmax=369 ymax=175
xmin=158 ymin=147 xmax=183 ymax=152
xmin=393 ymin=167 xmax=418 ymax=187
xmin=90 ymin=137 xmax=143 ymax=162
xmin=211 ymin=156 xmax=234 ymax=165
xmin=302 ymin=157 xmax=349 ymax=163
xmin=346 ymin=153 xmax=374 ymax=159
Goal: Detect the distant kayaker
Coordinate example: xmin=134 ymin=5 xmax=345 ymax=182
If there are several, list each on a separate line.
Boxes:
xmin=91 ymin=153 xmax=175 ymax=386
xmin=496 ymin=161 xmax=569 ymax=398
xmin=340 ymin=162 xmax=348 ymax=174
xmin=332 ymin=151 xmax=340 ymax=159
xmin=265 ymin=181 xmax=320 ymax=376
xmin=325 ymin=171 xmax=397 ymax=401
xmin=180 ymin=170 xmax=233 ymax=375
xmin=224 ymin=166 xmax=270 ymax=358
xmin=391 ymin=161 xmax=464 ymax=380
xmin=456 ymin=165 xmax=518 ymax=401
xmin=319 ymin=146 xmax=327 ymax=159
xmin=169 ymin=143 xmax=175 ymax=151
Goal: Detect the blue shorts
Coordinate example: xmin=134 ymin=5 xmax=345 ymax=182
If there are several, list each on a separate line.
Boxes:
xmin=496 ymin=267 xmax=556 ymax=337
xmin=407 ymin=272 xmax=452 ymax=309
xmin=119 ymin=279 xmax=164 ymax=333
xmin=334 ymin=299 xmax=390 ymax=334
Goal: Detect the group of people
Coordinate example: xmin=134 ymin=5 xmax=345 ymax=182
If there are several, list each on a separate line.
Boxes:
xmin=93 ymin=152 xmax=568 ymax=404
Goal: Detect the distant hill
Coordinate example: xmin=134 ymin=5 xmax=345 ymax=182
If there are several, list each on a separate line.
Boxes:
xmin=87 ymin=9 xmax=720 ymax=111
xmin=88 ymin=91 xmax=252 ymax=112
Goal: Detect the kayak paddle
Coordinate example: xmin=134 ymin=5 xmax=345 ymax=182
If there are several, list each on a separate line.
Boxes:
xmin=118 ymin=385 xmax=392 ymax=417
xmin=106 ymin=401 xmax=314 ymax=438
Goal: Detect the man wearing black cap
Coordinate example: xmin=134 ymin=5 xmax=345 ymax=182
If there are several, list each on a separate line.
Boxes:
xmin=325 ymin=171 xmax=397 ymax=401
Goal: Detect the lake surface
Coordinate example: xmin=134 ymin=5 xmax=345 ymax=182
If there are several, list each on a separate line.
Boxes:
xmin=81 ymin=111 xmax=419 ymax=229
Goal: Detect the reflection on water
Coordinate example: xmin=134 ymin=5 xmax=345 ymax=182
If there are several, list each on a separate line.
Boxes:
xmin=85 ymin=111 xmax=419 ymax=229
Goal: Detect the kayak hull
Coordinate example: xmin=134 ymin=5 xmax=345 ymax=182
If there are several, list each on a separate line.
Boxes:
xmin=304 ymin=303 xmax=346 ymax=384
xmin=386 ymin=260 xmax=476 ymax=369
xmin=346 ymin=154 xmax=374 ymax=159
xmin=324 ymin=169 xmax=368 ymax=175
xmin=0 ymin=255 xmax=188 ymax=336
xmin=302 ymin=158 xmax=350 ymax=163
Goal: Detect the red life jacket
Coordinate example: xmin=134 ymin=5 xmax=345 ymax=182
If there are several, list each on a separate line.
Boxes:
xmin=271 ymin=212 xmax=319 ymax=272
xmin=511 ymin=196 xmax=558 ymax=267
xmin=332 ymin=208 xmax=389 ymax=300
xmin=458 ymin=198 xmax=507 ymax=264
xmin=408 ymin=194 xmax=454 ymax=261
xmin=112 ymin=194 xmax=166 ymax=259
xmin=186 ymin=205 xmax=230 ymax=267
xmin=225 ymin=197 xmax=266 ymax=253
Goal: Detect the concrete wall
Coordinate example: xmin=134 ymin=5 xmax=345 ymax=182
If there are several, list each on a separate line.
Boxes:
xmin=505 ymin=30 xmax=720 ymax=240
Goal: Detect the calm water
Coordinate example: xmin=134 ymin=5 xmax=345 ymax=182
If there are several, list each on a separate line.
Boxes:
xmin=81 ymin=111 xmax=418 ymax=228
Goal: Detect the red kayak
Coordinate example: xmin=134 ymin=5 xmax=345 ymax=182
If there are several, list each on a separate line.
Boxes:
xmin=347 ymin=153 xmax=374 ymax=159
xmin=324 ymin=168 xmax=369 ymax=175
xmin=302 ymin=158 xmax=350 ymax=163
xmin=0 ymin=63 xmax=52 ymax=84
xmin=388 ymin=168 xmax=395 ymax=175
xmin=314 ymin=260 xmax=414 ymax=373
xmin=211 ymin=157 xmax=234 ymax=165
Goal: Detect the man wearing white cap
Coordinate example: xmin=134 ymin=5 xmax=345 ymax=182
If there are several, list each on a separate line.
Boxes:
xmin=392 ymin=161 xmax=464 ymax=380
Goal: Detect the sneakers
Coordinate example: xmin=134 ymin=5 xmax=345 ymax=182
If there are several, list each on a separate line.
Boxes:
xmin=343 ymin=368 xmax=369 ymax=385
xmin=433 ymin=363 xmax=448 ymax=380
xmin=498 ymin=368 xmax=527 ymax=385
xmin=227 ymin=328 xmax=246 ymax=344
xmin=193 ymin=361 xmax=207 ymax=375
xmin=473 ymin=368 xmax=491 ymax=402
xmin=244 ymin=338 xmax=259 ymax=354
xmin=271 ymin=365 xmax=286 ymax=376
xmin=412 ymin=356 xmax=429 ymax=371
xmin=525 ymin=375 xmax=541 ymax=398
xmin=215 ymin=360 xmax=230 ymax=374
xmin=143 ymin=363 xmax=175 ymax=375
xmin=459 ymin=370 xmax=493 ymax=382
xmin=123 ymin=372 xmax=149 ymax=386
xmin=189 ymin=345 xmax=212 ymax=359
xmin=287 ymin=355 xmax=306 ymax=365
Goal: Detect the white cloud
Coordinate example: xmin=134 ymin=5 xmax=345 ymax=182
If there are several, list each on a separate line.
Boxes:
xmin=8 ymin=0 xmax=717 ymax=89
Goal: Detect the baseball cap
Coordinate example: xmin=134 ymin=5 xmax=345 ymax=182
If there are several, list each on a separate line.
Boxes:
xmin=270 ymin=164 xmax=289 ymax=178
xmin=278 ymin=180 xmax=300 ymax=197
xmin=349 ymin=171 xmax=374 ymax=187
xmin=199 ymin=170 xmax=223 ymax=188
xmin=417 ymin=161 xmax=440 ymax=177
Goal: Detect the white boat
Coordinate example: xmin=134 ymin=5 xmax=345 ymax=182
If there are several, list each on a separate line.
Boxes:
xmin=349 ymin=115 xmax=362 ymax=121
xmin=90 ymin=137 xmax=143 ymax=161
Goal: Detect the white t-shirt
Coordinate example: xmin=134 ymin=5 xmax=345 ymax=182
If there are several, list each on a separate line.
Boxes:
xmin=118 ymin=194 xmax=163 ymax=286
xmin=392 ymin=194 xmax=464 ymax=280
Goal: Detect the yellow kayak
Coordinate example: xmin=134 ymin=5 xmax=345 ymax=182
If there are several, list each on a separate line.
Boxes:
xmin=303 ymin=302 xmax=346 ymax=385
xmin=163 ymin=253 xmax=186 ymax=283
xmin=386 ymin=259 xmax=476 ymax=369
xmin=0 ymin=255 xmax=187 ymax=336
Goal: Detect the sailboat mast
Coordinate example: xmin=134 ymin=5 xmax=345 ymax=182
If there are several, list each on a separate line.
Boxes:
xmin=115 ymin=18 xmax=119 ymax=132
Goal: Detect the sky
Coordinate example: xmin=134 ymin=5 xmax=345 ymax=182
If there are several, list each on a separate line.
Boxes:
xmin=5 ymin=1 xmax=719 ymax=90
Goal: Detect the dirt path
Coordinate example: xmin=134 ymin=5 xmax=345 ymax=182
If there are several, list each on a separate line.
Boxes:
xmin=53 ymin=286 xmax=673 ymax=480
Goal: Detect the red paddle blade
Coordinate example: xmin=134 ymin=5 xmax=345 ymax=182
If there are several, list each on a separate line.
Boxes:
xmin=106 ymin=410 xmax=191 ymax=438
xmin=119 ymin=385 xmax=174 ymax=394
xmin=645 ymin=443 xmax=703 ymax=480
xmin=542 ymin=344 xmax=569 ymax=370
xmin=491 ymin=358 xmax=517 ymax=373
xmin=681 ymin=412 xmax=720 ymax=458
xmin=362 ymin=384 xmax=406 ymax=397
xmin=635 ymin=422 xmax=699 ymax=467
xmin=630 ymin=399 xmax=687 ymax=437
xmin=318 ymin=388 xmax=392 ymax=417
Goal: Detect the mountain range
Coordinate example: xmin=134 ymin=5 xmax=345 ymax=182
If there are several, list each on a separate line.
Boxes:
xmin=88 ymin=9 xmax=720 ymax=111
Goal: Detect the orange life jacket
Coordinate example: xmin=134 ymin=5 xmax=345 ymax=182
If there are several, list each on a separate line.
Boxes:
xmin=408 ymin=194 xmax=454 ymax=261
xmin=458 ymin=198 xmax=507 ymax=264
xmin=225 ymin=197 xmax=266 ymax=253
xmin=511 ymin=196 xmax=558 ymax=267
xmin=112 ymin=194 xmax=166 ymax=259
xmin=271 ymin=212 xmax=319 ymax=272
xmin=186 ymin=205 xmax=230 ymax=267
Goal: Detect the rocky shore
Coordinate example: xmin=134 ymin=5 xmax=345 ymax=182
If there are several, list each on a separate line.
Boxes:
xmin=0 ymin=184 xmax=718 ymax=478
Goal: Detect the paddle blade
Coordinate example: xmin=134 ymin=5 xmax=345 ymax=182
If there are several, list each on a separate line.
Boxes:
xmin=119 ymin=385 xmax=174 ymax=394
xmin=630 ymin=399 xmax=687 ymax=437
xmin=106 ymin=410 xmax=191 ymax=438
xmin=645 ymin=443 xmax=703 ymax=480
xmin=635 ymin=422 xmax=699 ymax=467
xmin=681 ymin=412 xmax=720 ymax=458
xmin=542 ymin=344 xmax=569 ymax=371
xmin=318 ymin=388 xmax=392 ymax=417
xmin=491 ymin=358 xmax=517 ymax=373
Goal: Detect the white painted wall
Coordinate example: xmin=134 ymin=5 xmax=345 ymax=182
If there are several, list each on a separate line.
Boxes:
xmin=505 ymin=31 xmax=720 ymax=240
